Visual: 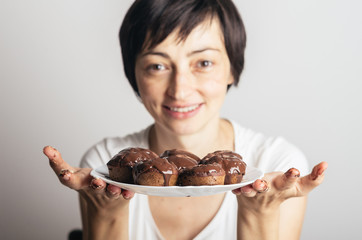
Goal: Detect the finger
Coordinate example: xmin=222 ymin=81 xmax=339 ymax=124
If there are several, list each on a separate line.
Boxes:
xmin=121 ymin=189 xmax=135 ymax=200
xmin=252 ymin=179 xmax=269 ymax=193
xmin=55 ymin=167 xmax=92 ymax=190
xmin=274 ymin=168 xmax=300 ymax=191
xmin=232 ymin=188 xmax=242 ymax=195
xmin=43 ymin=146 xmax=74 ymax=175
xmin=43 ymin=146 xmax=92 ymax=190
xmin=106 ymin=184 xmax=122 ymax=199
xmin=233 ymin=184 xmax=258 ymax=197
xmin=310 ymin=161 xmax=328 ymax=181
xmin=90 ymin=178 xmax=106 ymax=191
xmin=298 ymin=161 xmax=328 ymax=196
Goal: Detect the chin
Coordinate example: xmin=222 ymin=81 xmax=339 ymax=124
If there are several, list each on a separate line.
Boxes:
xmin=161 ymin=117 xmax=209 ymax=137
xmin=154 ymin=107 xmax=219 ymax=136
xmin=166 ymin=122 xmax=196 ymax=136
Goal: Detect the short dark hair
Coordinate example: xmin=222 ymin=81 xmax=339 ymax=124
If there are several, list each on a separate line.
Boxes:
xmin=119 ymin=0 xmax=246 ymax=96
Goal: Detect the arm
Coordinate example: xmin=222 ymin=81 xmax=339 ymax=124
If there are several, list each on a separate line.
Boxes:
xmin=233 ymin=162 xmax=327 ymax=240
xmin=237 ymin=196 xmax=307 ymax=240
xmin=43 ymin=146 xmax=134 ymax=240
xmin=80 ymin=195 xmax=89 ymax=239
xmin=80 ymin=194 xmax=130 ymax=240
xmin=279 ymin=196 xmax=307 ymax=239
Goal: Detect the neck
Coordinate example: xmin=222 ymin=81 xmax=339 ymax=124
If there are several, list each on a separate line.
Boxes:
xmin=148 ymin=118 xmax=234 ymax=158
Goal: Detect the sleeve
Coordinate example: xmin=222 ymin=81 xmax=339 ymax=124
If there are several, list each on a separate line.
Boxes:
xmin=78 ymin=127 xmax=149 ymax=169
xmin=255 ymin=137 xmax=310 ymax=176
xmin=79 ymin=139 xmax=111 ymax=169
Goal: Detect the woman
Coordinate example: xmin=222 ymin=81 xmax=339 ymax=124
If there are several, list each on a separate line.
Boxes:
xmin=43 ymin=1 xmax=327 ymax=239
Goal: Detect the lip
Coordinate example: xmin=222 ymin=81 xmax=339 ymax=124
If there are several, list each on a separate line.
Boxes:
xmin=162 ymin=103 xmax=203 ymax=119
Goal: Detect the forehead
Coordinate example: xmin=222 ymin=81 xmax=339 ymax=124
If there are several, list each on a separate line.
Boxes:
xmin=142 ymin=18 xmax=225 ymax=52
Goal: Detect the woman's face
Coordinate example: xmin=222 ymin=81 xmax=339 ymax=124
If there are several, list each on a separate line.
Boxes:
xmin=135 ymin=19 xmax=234 ymax=135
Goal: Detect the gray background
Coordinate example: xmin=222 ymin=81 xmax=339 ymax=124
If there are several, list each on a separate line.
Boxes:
xmin=1 ymin=0 xmax=361 ymax=239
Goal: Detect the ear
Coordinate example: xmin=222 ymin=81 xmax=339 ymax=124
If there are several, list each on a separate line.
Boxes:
xmin=227 ymin=73 xmax=234 ymax=85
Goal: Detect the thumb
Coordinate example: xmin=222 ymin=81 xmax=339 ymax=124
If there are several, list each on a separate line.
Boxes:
xmin=297 ymin=161 xmax=328 ymax=196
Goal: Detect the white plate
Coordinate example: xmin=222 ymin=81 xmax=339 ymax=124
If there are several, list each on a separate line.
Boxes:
xmin=91 ymin=165 xmax=263 ymax=197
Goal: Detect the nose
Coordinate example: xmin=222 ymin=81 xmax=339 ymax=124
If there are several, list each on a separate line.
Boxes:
xmin=166 ymin=69 xmax=193 ymax=100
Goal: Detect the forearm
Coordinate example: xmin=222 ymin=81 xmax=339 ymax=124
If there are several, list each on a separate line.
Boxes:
xmin=237 ymin=206 xmax=280 ymax=240
xmin=80 ymin=194 xmax=130 ymax=240
xmin=234 ymin=162 xmax=327 ymax=240
xmin=86 ymin=211 xmax=129 ymax=240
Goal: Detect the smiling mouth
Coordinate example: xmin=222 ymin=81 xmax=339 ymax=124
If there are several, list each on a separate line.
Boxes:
xmin=165 ymin=104 xmax=202 ymax=113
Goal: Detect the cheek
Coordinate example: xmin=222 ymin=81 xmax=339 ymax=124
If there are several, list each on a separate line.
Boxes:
xmin=135 ymin=67 xmax=170 ymax=102
xmin=199 ymin=72 xmax=229 ymax=98
xmin=139 ymin=85 xmax=158 ymax=101
xmin=138 ymin=80 xmax=167 ymax=104
xmin=199 ymin=82 xmax=228 ymax=101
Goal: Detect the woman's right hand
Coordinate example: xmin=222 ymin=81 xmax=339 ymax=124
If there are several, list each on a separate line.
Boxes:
xmin=43 ymin=146 xmax=135 ymax=216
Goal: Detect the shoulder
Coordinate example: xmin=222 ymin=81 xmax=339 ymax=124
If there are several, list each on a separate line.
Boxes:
xmin=230 ymin=120 xmax=309 ymax=175
xmin=79 ymin=126 xmax=151 ymax=168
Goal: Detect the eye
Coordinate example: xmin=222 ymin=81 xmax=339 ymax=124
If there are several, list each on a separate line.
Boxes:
xmin=147 ymin=64 xmax=166 ymax=71
xmin=197 ymin=60 xmax=213 ymax=68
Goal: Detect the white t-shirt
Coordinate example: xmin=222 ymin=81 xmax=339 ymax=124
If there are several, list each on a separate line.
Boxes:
xmin=80 ymin=120 xmax=309 ymax=240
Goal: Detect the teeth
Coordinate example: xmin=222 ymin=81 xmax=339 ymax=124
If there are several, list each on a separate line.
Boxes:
xmin=169 ymin=104 xmax=199 ymax=113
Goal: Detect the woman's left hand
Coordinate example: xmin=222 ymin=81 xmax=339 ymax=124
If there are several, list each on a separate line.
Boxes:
xmin=232 ymin=161 xmax=328 ymax=213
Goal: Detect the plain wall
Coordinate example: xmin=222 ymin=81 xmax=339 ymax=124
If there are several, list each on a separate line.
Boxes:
xmin=1 ymin=0 xmax=361 ymax=239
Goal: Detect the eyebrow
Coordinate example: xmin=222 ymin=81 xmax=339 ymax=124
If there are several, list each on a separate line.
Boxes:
xmin=141 ymin=51 xmax=170 ymax=59
xmin=187 ymin=48 xmax=220 ymax=57
xmin=141 ymin=47 xmax=220 ymax=59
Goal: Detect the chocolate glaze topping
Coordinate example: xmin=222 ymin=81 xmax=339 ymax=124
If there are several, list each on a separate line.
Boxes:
xmin=201 ymin=150 xmax=246 ymax=184
xmin=202 ymin=150 xmax=243 ymax=162
xmin=107 ymin=148 xmax=247 ymax=186
xmin=160 ymin=149 xmax=200 ymax=171
xmin=107 ymin=147 xmax=158 ymax=167
xmin=161 ymin=149 xmax=200 ymax=161
xmin=133 ymin=157 xmax=178 ymax=186
xmin=181 ymin=163 xmax=225 ymax=177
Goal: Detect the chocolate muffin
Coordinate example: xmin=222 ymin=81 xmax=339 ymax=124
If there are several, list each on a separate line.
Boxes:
xmin=160 ymin=149 xmax=200 ymax=172
xmin=132 ymin=157 xmax=178 ymax=186
xmin=177 ymin=163 xmax=225 ymax=186
xmin=107 ymin=147 xmax=158 ymax=183
xmin=201 ymin=150 xmax=246 ymax=184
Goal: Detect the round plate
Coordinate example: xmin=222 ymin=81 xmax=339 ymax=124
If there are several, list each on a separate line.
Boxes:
xmin=91 ymin=165 xmax=263 ymax=197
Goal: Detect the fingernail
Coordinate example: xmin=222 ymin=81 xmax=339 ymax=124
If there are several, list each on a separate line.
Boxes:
xmin=241 ymin=188 xmax=252 ymax=194
xmin=232 ymin=189 xmax=241 ymax=195
xmin=109 ymin=190 xmax=118 ymax=195
xmin=311 ymin=167 xmax=320 ymax=180
xmin=91 ymin=179 xmax=102 ymax=189
xmin=107 ymin=186 xmax=118 ymax=195
xmin=315 ymin=163 xmax=328 ymax=179
xmin=260 ymin=179 xmax=267 ymax=188
xmin=123 ymin=193 xmax=132 ymax=200
xmin=262 ymin=181 xmax=269 ymax=192
xmin=317 ymin=168 xmax=325 ymax=176
xmin=285 ymin=168 xmax=300 ymax=178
